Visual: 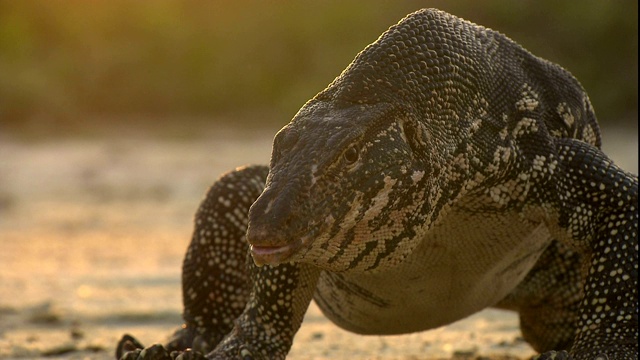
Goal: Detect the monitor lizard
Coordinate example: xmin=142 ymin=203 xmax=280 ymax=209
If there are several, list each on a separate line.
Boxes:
xmin=117 ymin=8 xmax=638 ymax=360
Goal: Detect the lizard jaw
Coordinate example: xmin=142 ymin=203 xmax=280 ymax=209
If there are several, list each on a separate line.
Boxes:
xmin=250 ymin=238 xmax=305 ymax=266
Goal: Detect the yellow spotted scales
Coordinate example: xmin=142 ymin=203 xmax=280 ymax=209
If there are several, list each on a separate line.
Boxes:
xmin=117 ymin=9 xmax=637 ymax=360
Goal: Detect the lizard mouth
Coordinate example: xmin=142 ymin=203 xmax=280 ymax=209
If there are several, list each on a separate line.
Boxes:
xmin=250 ymin=238 xmax=304 ymax=266
xmin=247 ymin=214 xmax=327 ymax=267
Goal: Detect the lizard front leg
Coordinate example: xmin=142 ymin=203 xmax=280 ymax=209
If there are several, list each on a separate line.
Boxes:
xmin=170 ymin=166 xmax=270 ymax=354
xmin=117 ymin=165 xmax=267 ymax=359
xmin=117 ymin=164 xmax=322 ymax=360
xmin=117 ymin=259 xmax=321 ymax=360
xmin=207 ymin=261 xmax=321 ymax=359
xmin=538 ymin=138 xmax=638 ymax=359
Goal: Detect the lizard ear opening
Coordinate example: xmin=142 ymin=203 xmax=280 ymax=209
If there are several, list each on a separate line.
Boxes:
xmin=401 ymin=120 xmax=439 ymax=177
xmin=402 ymin=121 xmax=424 ymax=156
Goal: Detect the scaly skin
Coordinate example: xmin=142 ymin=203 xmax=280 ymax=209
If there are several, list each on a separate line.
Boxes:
xmin=117 ymin=9 xmax=638 ymax=360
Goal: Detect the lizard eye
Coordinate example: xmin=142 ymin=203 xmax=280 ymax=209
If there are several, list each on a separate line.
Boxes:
xmin=343 ymin=145 xmax=359 ymax=165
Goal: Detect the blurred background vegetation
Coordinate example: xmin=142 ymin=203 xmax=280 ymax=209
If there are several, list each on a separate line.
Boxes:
xmin=0 ymin=0 xmax=637 ymax=137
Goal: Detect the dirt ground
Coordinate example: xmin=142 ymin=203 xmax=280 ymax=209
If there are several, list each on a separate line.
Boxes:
xmin=0 ymin=123 xmax=636 ymax=360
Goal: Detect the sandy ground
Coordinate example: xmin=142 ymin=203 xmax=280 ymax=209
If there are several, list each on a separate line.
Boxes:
xmin=0 ymin=123 xmax=636 ymax=360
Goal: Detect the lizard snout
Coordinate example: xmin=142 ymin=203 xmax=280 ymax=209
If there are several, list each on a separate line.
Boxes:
xmin=246 ymin=188 xmax=304 ymax=266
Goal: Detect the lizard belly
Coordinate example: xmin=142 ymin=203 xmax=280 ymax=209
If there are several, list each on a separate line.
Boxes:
xmin=313 ymin=211 xmax=551 ymax=335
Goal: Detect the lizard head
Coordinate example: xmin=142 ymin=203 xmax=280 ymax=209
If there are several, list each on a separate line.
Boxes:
xmin=246 ymin=9 xmax=475 ymax=272
xmin=246 ymin=100 xmax=449 ymax=272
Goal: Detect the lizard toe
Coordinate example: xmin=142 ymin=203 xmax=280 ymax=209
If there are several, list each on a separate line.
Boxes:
xmin=116 ymin=334 xmax=144 ymax=360
xmin=139 ymin=344 xmax=172 ymax=360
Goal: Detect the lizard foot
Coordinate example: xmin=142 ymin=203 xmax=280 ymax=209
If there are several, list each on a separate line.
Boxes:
xmin=116 ymin=334 xmax=206 ymax=360
xmin=118 ymin=343 xmax=171 ymax=360
xmin=116 ymin=327 xmax=221 ymax=360
xmin=117 ymin=334 xmax=206 ymax=360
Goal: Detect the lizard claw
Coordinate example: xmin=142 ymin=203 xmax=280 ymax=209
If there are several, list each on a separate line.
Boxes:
xmin=119 ymin=344 xmax=172 ymax=360
xmin=138 ymin=344 xmax=172 ymax=360
xmin=116 ymin=334 xmax=145 ymax=360
xmin=116 ymin=334 xmax=182 ymax=360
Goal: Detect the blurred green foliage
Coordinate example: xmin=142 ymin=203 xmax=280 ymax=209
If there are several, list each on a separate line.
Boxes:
xmin=0 ymin=0 xmax=637 ymax=132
